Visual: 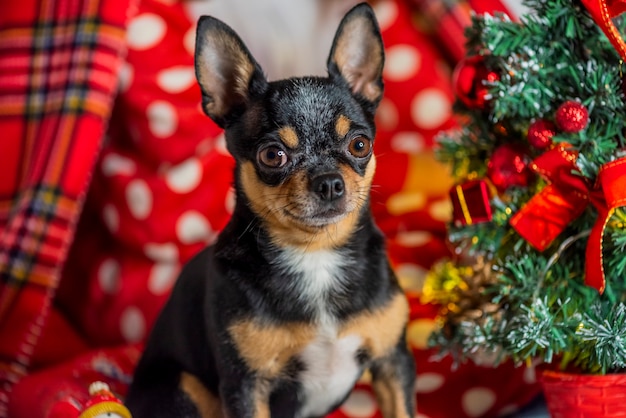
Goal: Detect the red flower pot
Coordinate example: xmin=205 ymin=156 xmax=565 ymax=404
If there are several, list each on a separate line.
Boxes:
xmin=540 ymin=370 xmax=626 ymax=417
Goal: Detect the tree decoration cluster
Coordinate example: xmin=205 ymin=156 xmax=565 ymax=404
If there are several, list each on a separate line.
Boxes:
xmin=429 ymin=0 xmax=626 ymax=374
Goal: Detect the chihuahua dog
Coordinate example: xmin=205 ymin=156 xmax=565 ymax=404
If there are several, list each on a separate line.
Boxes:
xmin=125 ymin=3 xmax=416 ymax=417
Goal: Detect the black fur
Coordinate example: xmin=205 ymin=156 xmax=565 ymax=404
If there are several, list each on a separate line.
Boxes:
xmin=126 ymin=4 xmax=416 ymax=417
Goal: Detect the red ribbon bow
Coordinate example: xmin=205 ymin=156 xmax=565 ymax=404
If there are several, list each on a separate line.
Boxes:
xmin=511 ymin=148 xmax=626 ymax=294
xmin=510 ymin=145 xmax=589 ymax=251
xmin=581 ymin=0 xmax=626 ymax=62
xmin=585 ymin=157 xmax=626 ymax=293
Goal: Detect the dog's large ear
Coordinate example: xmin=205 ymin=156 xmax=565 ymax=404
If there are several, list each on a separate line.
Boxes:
xmin=327 ymin=3 xmax=384 ymax=109
xmin=195 ymin=16 xmax=267 ymax=127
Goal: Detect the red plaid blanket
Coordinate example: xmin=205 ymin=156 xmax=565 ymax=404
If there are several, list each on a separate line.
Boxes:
xmin=0 ymin=0 xmax=132 ymax=413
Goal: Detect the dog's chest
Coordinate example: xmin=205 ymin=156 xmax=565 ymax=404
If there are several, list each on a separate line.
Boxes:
xmin=276 ymin=248 xmax=350 ymax=319
xmin=276 ymin=249 xmax=363 ymax=415
xmin=297 ymin=323 xmax=363 ymax=418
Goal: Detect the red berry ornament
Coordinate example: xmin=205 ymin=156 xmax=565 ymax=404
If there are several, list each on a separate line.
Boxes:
xmin=527 ymin=119 xmax=556 ymax=150
xmin=487 ymin=144 xmax=531 ymax=191
xmin=555 ymin=101 xmax=589 ymax=133
xmin=453 ymin=55 xmax=500 ymax=110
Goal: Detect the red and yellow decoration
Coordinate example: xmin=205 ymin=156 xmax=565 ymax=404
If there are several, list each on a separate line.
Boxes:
xmin=527 ymin=119 xmax=557 ymax=150
xmin=554 ymin=101 xmax=589 ymax=133
xmin=509 ymin=144 xmax=589 ymax=252
xmin=580 ymin=0 xmax=626 ymax=62
xmin=510 ymin=144 xmax=626 ymax=294
xmin=48 ymin=381 xmax=132 ymax=418
xmin=585 ymin=156 xmax=626 ymax=293
xmin=487 ymin=143 xmax=531 ymax=191
xmin=452 ymin=55 xmax=500 ymax=110
xmin=449 ymin=179 xmax=493 ymax=226
xmin=79 ymin=382 xmax=132 ymax=418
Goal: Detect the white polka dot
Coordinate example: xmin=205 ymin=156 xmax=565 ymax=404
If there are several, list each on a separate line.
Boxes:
xmin=428 ymin=199 xmax=453 ymax=222
xmin=415 ymin=373 xmax=445 ymax=393
xmin=524 ymin=364 xmax=537 ymax=384
xmin=126 ymin=179 xmax=153 ymax=220
xmin=101 ymin=153 xmax=136 ymax=177
xmin=411 ymin=88 xmax=452 ymax=130
xmin=373 ymin=0 xmax=398 ymax=32
xmin=498 ymin=405 xmax=519 ymax=416
xmin=98 ymin=258 xmax=120 ymax=294
xmin=215 ymin=133 xmax=230 ymax=155
xmin=118 ymin=61 xmax=133 ymax=93
xmin=196 ymin=138 xmax=214 ymax=156
xmin=127 ymin=14 xmax=167 ymax=50
xmin=407 ymin=319 xmax=436 ymax=349
xmin=391 ymin=131 xmax=425 ymax=154
xmin=184 ymin=27 xmax=196 ymax=56
xmin=384 ymin=45 xmax=421 ymax=82
xmin=120 ymin=306 xmax=146 ymax=343
xmin=462 ymin=387 xmax=497 ymax=417
xmin=157 ymin=66 xmax=196 ymax=94
xmin=176 ymin=211 xmax=215 ymax=244
xmin=102 ymin=204 xmax=119 ymax=233
xmin=147 ymin=101 xmax=178 ymax=138
xmin=225 ymin=187 xmax=236 ymax=214
xmin=375 ymin=98 xmax=399 ymax=131
xmin=472 ymin=348 xmax=501 ymax=366
xmin=148 ymin=262 xmax=179 ymax=295
xmin=144 ymin=242 xmax=179 ymax=262
xmin=387 ymin=191 xmax=427 ymax=215
xmin=396 ymin=231 xmax=432 ymax=247
xmin=340 ymin=389 xmax=377 ymax=418
xmin=166 ymin=158 xmax=203 ymax=193
xmin=396 ymin=263 xmax=427 ymax=292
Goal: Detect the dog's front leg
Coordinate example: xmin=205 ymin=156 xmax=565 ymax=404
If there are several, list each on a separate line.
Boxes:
xmin=370 ymin=337 xmax=416 ymax=418
xmin=219 ymin=375 xmax=270 ymax=418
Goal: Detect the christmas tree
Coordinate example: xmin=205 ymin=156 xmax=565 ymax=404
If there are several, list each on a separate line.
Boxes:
xmin=426 ymin=0 xmax=626 ymax=375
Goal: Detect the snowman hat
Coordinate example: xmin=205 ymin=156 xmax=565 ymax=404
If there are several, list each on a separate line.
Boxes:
xmin=79 ymin=381 xmax=132 ymax=418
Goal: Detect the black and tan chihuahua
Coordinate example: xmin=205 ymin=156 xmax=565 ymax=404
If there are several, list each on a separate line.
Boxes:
xmin=125 ymin=3 xmax=416 ymax=417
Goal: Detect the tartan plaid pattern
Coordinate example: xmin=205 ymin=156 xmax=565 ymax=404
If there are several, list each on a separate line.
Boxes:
xmin=0 ymin=0 xmax=131 ymax=413
xmin=408 ymin=0 xmax=512 ymax=61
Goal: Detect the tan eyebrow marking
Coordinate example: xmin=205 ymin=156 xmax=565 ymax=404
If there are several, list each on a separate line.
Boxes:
xmin=278 ymin=126 xmax=299 ymax=148
xmin=335 ymin=115 xmax=351 ymax=138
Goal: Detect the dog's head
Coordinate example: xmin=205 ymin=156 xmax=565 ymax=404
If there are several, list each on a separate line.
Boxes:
xmin=195 ymin=3 xmax=384 ymax=250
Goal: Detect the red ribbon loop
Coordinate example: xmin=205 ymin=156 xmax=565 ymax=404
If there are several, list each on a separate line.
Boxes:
xmin=510 ymin=145 xmax=589 ymax=251
xmin=584 ymin=156 xmax=626 ymax=293
xmin=581 ymin=0 xmax=626 ymax=62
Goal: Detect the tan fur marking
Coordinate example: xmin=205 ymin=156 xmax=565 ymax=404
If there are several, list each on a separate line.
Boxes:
xmin=339 ymin=291 xmax=409 ymax=358
xmin=372 ymin=376 xmax=412 ymax=418
xmin=254 ymin=381 xmax=271 ymax=418
xmin=343 ymin=292 xmax=413 ymax=418
xmin=335 ymin=115 xmax=351 ymax=138
xmin=228 ymin=319 xmax=316 ymax=378
xmin=278 ymin=126 xmax=299 ymax=148
xmin=179 ymin=372 xmax=223 ymax=418
xmin=239 ymin=156 xmax=376 ymax=251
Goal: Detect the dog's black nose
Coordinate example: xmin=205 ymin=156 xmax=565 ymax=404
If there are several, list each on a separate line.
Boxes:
xmin=312 ymin=173 xmax=345 ymax=201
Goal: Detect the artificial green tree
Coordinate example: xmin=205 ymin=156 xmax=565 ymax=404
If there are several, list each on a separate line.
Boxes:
xmin=426 ymin=0 xmax=626 ymax=374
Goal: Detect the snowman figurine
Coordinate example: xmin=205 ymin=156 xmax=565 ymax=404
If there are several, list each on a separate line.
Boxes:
xmin=47 ymin=381 xmax=132 ymax=418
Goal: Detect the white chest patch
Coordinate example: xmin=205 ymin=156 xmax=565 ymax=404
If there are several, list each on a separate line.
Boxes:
xmin=298 ymin=324 xmax=363 ymax=418
xmin=276 ymin=248 xmax=349 ymax=320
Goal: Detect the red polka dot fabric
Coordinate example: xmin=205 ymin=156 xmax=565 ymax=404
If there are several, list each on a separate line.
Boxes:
xmin=11 ymin=0 xmax=540 ymax=416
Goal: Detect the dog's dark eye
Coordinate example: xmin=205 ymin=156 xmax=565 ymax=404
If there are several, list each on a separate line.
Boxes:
xmin=258 ymin=146 xmax=288 ymax=168
xmin=348 ymin=136 xmax=372 ymax=158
